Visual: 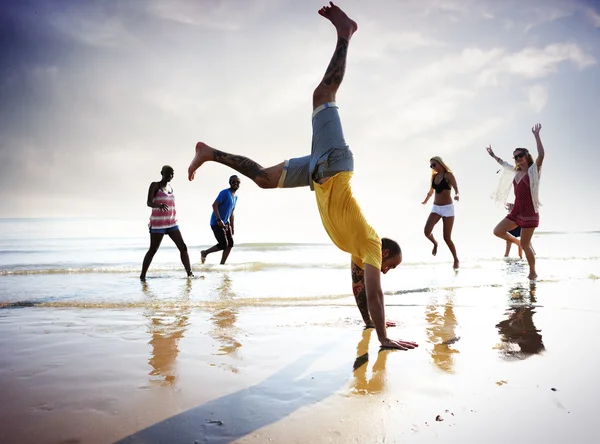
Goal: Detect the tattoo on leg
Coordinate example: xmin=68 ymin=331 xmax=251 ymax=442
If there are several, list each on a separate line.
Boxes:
xmin=212 ymin=149 xmax=268 ymax=181
xmin=323 ymin=37 xmax=348 ymax=87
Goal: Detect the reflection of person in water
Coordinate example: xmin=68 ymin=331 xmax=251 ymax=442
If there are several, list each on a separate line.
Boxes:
xmin=495 ymin=286 xmax=545 ymax=359
xmin=143 ymin=281 xmax=191 ymax=386
xmin=351 ymin=329 xmax=390 ymax=395
xmin=209 ymin=274 xmax=242 ymax=363
xmin=425 ymin=296 xmax=459 ymax=373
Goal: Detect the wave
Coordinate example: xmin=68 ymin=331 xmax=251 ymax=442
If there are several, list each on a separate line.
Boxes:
xmin=2 ymin=254 xmax=600 ymax=276
xmin=0 ymin=261 xmax=350 ymax=276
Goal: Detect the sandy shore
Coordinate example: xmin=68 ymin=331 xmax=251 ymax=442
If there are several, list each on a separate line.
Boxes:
xmin=1 ymin=279 xmax=599 ymax=444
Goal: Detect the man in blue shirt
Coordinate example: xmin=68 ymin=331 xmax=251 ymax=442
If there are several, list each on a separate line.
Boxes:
xmin=201 ymin=175 xmax=240 ymax=264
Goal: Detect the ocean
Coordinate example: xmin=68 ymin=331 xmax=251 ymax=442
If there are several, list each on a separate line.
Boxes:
xmin=1 ymin=217 xmax=598 ymax=309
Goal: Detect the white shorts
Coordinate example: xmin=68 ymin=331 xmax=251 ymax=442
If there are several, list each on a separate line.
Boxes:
xmin=432 ymin=204 xmax=455 ymax=218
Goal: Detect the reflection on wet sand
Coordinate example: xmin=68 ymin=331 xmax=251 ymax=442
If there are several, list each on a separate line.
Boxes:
xmin=208 ymin=274 xmax=242 ymax=370
xmin=495 ymin=284 xmax=545 ymax=360
xmin=351 ymin=329 xmax=391 ymax=395
xmin=425 ymin=293 xmax=460 ymax=373
xmin=142 ymin=281 xmax=191 ymax=387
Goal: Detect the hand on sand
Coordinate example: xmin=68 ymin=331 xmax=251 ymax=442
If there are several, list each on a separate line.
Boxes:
xmin=380 ymin=338 xmax=418 ymax=351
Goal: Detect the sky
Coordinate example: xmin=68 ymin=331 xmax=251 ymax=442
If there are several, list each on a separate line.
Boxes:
xmin=1 ymin=0 xmax=599 ymax=245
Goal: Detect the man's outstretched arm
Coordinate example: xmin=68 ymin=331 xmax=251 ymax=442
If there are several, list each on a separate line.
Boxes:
xmin=363 ymin=264 xmax=418 ymax=350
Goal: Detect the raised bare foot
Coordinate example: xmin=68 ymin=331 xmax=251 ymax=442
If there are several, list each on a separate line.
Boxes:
xmin=200 ymin=250 xmax=207 ymax=264
xmin=188 ymin=142 xmax=213 ymax=181
xmin=432 ymin=242 xmax=438 ymax=256
xmin=318 ymin=2 xmax=358 ymax=40
xmin=453 ymin=259 xmax=460 ymax=269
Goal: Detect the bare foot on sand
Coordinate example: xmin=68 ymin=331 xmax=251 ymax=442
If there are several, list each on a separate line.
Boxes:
xmin=201 ymin=250 xmax=207 ymax=264
xmin=188 ymin=142 xmax=213 ymax=181
xmin=432 ymin=242 xmax=438 ymax=256
xmin=528 ymin=272 xmax=537 ymax=281
xmin=318 ymin=2 xmax=358 ymax=39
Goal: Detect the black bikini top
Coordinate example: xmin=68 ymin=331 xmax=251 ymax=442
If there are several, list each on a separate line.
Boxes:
xmin=432 ymin=173 xmax=451 ymax=194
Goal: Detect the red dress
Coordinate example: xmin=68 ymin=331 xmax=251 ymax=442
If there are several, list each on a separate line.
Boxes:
xmin=507 ymin=173 xmax=539 ymax=228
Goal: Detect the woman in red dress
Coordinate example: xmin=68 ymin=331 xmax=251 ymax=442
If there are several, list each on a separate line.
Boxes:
xmin=486 ymin=124 xmax=545 ymax=282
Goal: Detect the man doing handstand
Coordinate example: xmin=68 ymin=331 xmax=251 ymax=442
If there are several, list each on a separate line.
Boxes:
xmin=188 ymin=2 xmax=417 ymax=351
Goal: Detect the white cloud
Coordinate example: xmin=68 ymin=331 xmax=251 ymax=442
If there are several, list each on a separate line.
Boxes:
xmin=146 ymin=0 xmax=277 ymax=30
xmin=525 ymin=84 xmax=549 ymax=112
xmin=50 ymin=12 xmax=138 ymax=47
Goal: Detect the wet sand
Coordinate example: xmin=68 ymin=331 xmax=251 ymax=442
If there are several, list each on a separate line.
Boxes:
xmin=1 ymin=279 xmax=599 ymax=444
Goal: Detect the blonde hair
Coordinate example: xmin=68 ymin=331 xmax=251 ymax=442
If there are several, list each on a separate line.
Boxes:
xmin=430 ymin=156 xmax=453 ymax=177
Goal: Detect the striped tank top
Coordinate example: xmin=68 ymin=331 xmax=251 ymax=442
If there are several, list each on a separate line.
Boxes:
xmin=149 ymin=186 xmax=177 ymax=229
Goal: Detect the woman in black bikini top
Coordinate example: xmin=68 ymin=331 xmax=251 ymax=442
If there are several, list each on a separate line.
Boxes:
xmin=421 ymin=156 xmax=460 ymax=269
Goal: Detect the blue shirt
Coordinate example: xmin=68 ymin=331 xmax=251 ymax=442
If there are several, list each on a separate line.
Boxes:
xmin=210 ymin=189 xmax=238 ymax=226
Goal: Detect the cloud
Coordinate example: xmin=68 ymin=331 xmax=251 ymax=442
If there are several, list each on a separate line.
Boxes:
xmin=525 ymin=84 xmax=549 ymax=112
xmin=146 ymin=0 xmax=277 ymax=30
xmin=585 ymin=6 xmax=600 ymax=27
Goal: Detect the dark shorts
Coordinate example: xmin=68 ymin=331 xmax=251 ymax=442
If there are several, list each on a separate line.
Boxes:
xmin=508 ymin=226 xmax=522 ymax=238
xmin=149 ymin=225 xmax=180 ymax=234
xmin=211 ymin=224 xmax=234 ymax=249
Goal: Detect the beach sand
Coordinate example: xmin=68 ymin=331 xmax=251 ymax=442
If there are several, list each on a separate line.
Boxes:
xmin=1 ymin=278 xmax=599 ymax=444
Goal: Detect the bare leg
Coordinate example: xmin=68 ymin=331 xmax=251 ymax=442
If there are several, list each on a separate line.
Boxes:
xmin=424 ymin=212 xmax=442 ymax=256
xmin=313 ymin=2 xmax=358 ymax=109
xmin=188 ymin=143 xmax=285 ymax=186
xmin=140 ymin=233 xmax=165 ymax=281
xmin=520 ymin=227 xmax=537 ymax=280
xmin=201 ymin=244 xmax=224 ymax=263
xmin=442 ymin=216 xmax=459 ymax=269
xmin=167 ymin=230 xmax=194 ymax=277
xmin=518 ymin=242 xmax=524 ymax=259
xmin=220 ymin=247 xmax=232 ymax=265
xmin=504 ymin=241 xmax=512 ymax=257
xmin=493 ymin=218 xmax=521 ymax=248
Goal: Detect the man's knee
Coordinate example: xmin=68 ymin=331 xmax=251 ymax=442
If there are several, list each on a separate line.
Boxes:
xmin=178 ymin=243 xmax=188 ymax=253
xmin=443 ymin=234 xmax=453 ymax=244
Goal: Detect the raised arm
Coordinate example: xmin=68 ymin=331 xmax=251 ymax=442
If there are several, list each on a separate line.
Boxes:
xmin=363 ymin=264 xmax=418 ymax=350
xmin=146 ymin=182 xmax=167 ymax=210
xmin=532 ymin=123 xmax=544 ymax=171
xmin=486 ymin=145 xmax=505 ymax=166
xmin=446 ymin=172 xmax=460 ymax=201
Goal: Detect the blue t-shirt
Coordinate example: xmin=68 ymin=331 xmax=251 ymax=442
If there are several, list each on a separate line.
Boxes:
xmin=210 ymin=189 xmax=238 ymax=226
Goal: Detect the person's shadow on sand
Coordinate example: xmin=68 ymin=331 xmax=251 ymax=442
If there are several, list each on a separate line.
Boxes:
xmin=495 ymin=284 xmax=545 ymax=359
xmin=114 ymin=339 xmax=350 ymax=444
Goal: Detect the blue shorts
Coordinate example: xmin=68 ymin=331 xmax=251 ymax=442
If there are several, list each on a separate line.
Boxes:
xmin=278 ymin=103 xmax=354 ymax=190
xmin=149 ymin=225 xmax=180 ymax=234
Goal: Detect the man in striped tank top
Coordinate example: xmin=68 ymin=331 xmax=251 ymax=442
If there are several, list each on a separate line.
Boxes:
xmin=140 ymin=165 xmax=194 ymax=281
xmin=186 ymin=2 xmax=417 ymax=351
